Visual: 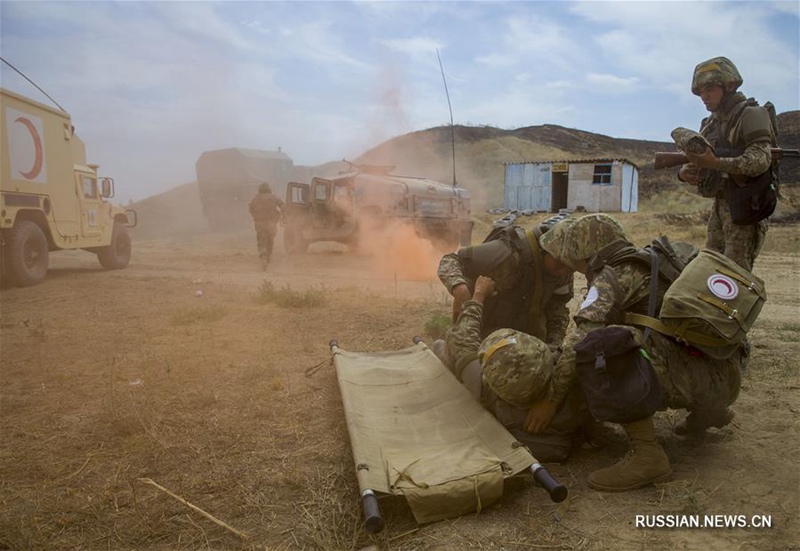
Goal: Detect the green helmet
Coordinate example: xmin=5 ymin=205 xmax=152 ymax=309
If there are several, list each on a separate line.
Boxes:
xmin=258 ymin=182 xmax=272 ymax=194
xmin=539 ymin=213 xmax=628 ymax=270
xmin=691 ymin=57 xmax=743 ymax=96
xmin=479 ymin=329 xmax=552 ymax=408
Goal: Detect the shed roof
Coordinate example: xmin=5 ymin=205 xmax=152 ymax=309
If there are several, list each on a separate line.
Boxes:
xmin=504 ymin=158 xmax=638 ymax=169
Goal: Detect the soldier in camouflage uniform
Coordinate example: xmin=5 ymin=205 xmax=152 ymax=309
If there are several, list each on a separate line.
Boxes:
xmin=525 ymin=214 xmax=741 ymax=491
xmin=248 ymin=182 xmax=284 ymax=270
xmin=677 ymin=56 xmax=773 ymax=271
xmin=437 ymin=222 xmax=574 ymax=351
xmin=434 ymin=275 xmax=608 ymax=463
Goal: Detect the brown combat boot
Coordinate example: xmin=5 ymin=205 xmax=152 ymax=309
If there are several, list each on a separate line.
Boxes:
xmin=588 ymin=416 xmax=672 ymax=492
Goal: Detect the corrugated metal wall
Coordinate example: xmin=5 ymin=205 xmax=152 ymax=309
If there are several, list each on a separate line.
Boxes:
xmin=504 ymin=161 xmax=638 ymax=213
xmin=621 ymin=163 xmax=638 ymax=212
xmin=504 ymin=163 xmax=551 ymax=211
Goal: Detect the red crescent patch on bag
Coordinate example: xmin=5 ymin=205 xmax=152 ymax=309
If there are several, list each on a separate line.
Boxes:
xmin=706 ymin=274 xmax=739 ymax=300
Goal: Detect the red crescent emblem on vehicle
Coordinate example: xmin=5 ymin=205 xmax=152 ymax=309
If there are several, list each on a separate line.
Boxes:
xmin=14 ymin=116 xmax=44 ymax=180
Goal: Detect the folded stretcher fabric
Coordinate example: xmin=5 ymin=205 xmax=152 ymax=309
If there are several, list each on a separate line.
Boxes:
xmin=332 ymin=340 xmax=542 ymax=525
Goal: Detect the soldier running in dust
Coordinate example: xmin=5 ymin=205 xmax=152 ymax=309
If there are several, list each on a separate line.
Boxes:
xmin=249 ymin=182 xmax=284 ymax=270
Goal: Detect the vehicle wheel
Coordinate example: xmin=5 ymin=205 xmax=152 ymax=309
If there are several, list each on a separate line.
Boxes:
xmin=5 ymin=221 xmax=49 ymax=287
xmin=97 ymin=223 xmax=131 ymax=269
xmin=284 ymin=227 xmax=308 ymax=254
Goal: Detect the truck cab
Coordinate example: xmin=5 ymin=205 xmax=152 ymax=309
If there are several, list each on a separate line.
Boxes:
xmin=1 ymin=88 xmax=136 ymax=287
xmin=282 ymin=164 xmax=473 ymax=253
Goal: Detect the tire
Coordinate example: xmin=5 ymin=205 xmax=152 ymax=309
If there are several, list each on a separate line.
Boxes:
xmin=284 ymin=227 xmax=308 ymax=254
xmin=5 ymin=221 xmax=49 ymax=287
xmin=97 ymin=223 xmax=131 ymax=269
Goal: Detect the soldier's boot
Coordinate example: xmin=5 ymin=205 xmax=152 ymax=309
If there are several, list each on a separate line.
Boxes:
xmin=432 ymin=339 xmax=449 ymax=366
xmin=588 ymin=416 xmax=671 ymax=492
xmin=674 ymin=407 xmax=734 ymax=436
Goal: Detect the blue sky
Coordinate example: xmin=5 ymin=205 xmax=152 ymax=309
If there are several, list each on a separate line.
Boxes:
xmin=2 ymin=1 xmax=798 ymax=204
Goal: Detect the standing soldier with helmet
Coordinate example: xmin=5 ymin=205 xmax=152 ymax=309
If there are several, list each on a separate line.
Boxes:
xmin=525 ymin=214 xmax=743 ymax=492
xmin=249 ymin=182 xmax=284 ymax=270
xmin=677 ymin=56 xmax=776 ymax=272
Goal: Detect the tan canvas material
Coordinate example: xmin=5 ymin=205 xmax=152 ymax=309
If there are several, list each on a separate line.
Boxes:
xmin=333 ymin=342 xmax=535 ymax=524
xmin=625 ymin=249 xmax=766 ymax=359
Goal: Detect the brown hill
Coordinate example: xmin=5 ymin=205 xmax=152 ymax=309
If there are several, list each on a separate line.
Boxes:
xmin=130 ymin=111 xmax=800 ymax=238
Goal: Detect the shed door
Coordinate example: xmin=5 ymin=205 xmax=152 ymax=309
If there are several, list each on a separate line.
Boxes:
xmin=531 ymin=165 xmax=551 ymax=212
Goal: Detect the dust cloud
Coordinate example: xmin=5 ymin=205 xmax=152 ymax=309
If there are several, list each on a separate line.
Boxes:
xmin=355 ymin=217 xmax=451 ymax=282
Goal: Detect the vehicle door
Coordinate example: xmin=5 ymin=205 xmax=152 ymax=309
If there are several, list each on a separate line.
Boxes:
xmin=77 ymin=172 xmax=102 ymax=237
xmin=310 ymin=179 xmax=333 ymax=229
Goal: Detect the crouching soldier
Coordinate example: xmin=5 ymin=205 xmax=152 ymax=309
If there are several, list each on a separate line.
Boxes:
xmin=525 ymin=214 xmax=741 ymax=492
xmin=433 ymin=276 xmax=611 ymax=463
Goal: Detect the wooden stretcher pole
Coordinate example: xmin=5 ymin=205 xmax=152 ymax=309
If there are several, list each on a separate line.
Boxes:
xmin=330 ymin=339 xmax=386 ymax=534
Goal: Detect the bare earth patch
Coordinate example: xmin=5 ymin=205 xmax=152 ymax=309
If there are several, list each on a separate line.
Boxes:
xmin=1 ymin=214 xmax=798 ymax=550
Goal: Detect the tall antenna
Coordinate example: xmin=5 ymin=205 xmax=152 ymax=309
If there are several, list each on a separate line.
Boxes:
xmin=1 ymin=56 xmax=67 ymax=112
xmin=436 ymin=48 xmax=456 ymax=188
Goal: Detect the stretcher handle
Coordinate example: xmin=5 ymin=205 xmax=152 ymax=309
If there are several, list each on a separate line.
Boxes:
xmin=361 ymin=489 xmax=384 ymax=533
xmin=412 ymin=336 xmax=424 ymax=344
xmin=530 ymin=462 xmax=568 ymax=503
xmin=329 ymin=339 xmax=339 ymax=352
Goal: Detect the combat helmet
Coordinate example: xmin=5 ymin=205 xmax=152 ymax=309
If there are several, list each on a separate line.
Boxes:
xmin=691 ymin=57 xmax=743 ymax=96
xmin=479 ymin=329 xmax=553 ymax=408
xmin=258 ymin=182 xmax=272 ymax=194
xmin=539 ymin=213 xmax=628 ymax=271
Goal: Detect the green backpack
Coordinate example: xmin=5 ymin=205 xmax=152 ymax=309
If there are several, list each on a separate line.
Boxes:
xmin=625 ymin=249 xmax=767 ymax=359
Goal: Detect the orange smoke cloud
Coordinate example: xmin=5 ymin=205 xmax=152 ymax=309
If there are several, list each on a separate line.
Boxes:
xmin=357 ymin=218 xmax=447 ymax=282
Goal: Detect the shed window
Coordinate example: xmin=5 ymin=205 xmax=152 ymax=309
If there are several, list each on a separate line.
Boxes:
xmin=592 ymin=163 xmax=612 ymax=185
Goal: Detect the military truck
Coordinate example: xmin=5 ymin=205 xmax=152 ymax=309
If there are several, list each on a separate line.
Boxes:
xmin=282 ymin=164 xmax=473 ymax=253
xmin=1 ymin=88 xmax=136 ymax=287
xmin=195 ymin=148 xmax=294 ymax=232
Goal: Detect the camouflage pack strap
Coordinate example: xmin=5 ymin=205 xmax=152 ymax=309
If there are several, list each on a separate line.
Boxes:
xmin=716 ymin=266 xmax=765 ymax=295
xmin=524 ymin=227 xmax=545 ymax=334
xmin=623 ymin=312 xmax=730 ymax=348
xmin=697 ymin=294 xmax=746 ymax=329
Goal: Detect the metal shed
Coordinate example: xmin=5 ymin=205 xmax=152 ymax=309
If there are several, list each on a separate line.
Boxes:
xmin=504 ymin=158 xmax=638 ymax=213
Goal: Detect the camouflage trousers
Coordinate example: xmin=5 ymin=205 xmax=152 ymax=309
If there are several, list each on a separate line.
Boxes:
xmin=254 ymin=225 xmax=278 ymax=264
xmin=644 ymin=330 xmax=742 ymax=416
xmin=706 ymin=197 xmax=767 ymax=272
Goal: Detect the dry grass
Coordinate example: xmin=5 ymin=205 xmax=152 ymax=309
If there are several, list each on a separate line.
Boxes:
xmin=1 ymin=208 xmax=799 ymax=550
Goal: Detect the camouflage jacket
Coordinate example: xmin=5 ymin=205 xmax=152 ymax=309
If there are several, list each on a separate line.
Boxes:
xmin=438 ymin=228 xmax=572 ymax=345
xmin=249 ymin=193 xmax=283 ymax=226
xmin=697 ymin=91 xmax=773 ymax=196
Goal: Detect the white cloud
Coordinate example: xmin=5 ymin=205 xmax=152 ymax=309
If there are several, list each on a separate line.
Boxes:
xmin=585 ymin=73 xmax=641 ymax=93
xmin=1 ymin=0 xmax=796 ymax=204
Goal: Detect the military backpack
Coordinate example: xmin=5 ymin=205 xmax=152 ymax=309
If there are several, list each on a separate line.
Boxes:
xmin=589 ymin=237 xmax=767 ymax=359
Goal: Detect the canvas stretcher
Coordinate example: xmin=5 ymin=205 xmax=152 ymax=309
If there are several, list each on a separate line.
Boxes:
xmin=330 ymin=338 xmax=566 ymax=533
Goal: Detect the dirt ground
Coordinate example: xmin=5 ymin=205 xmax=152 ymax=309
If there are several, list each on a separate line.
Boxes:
xmin=1 ymin=214 xmax=799 ymax=551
